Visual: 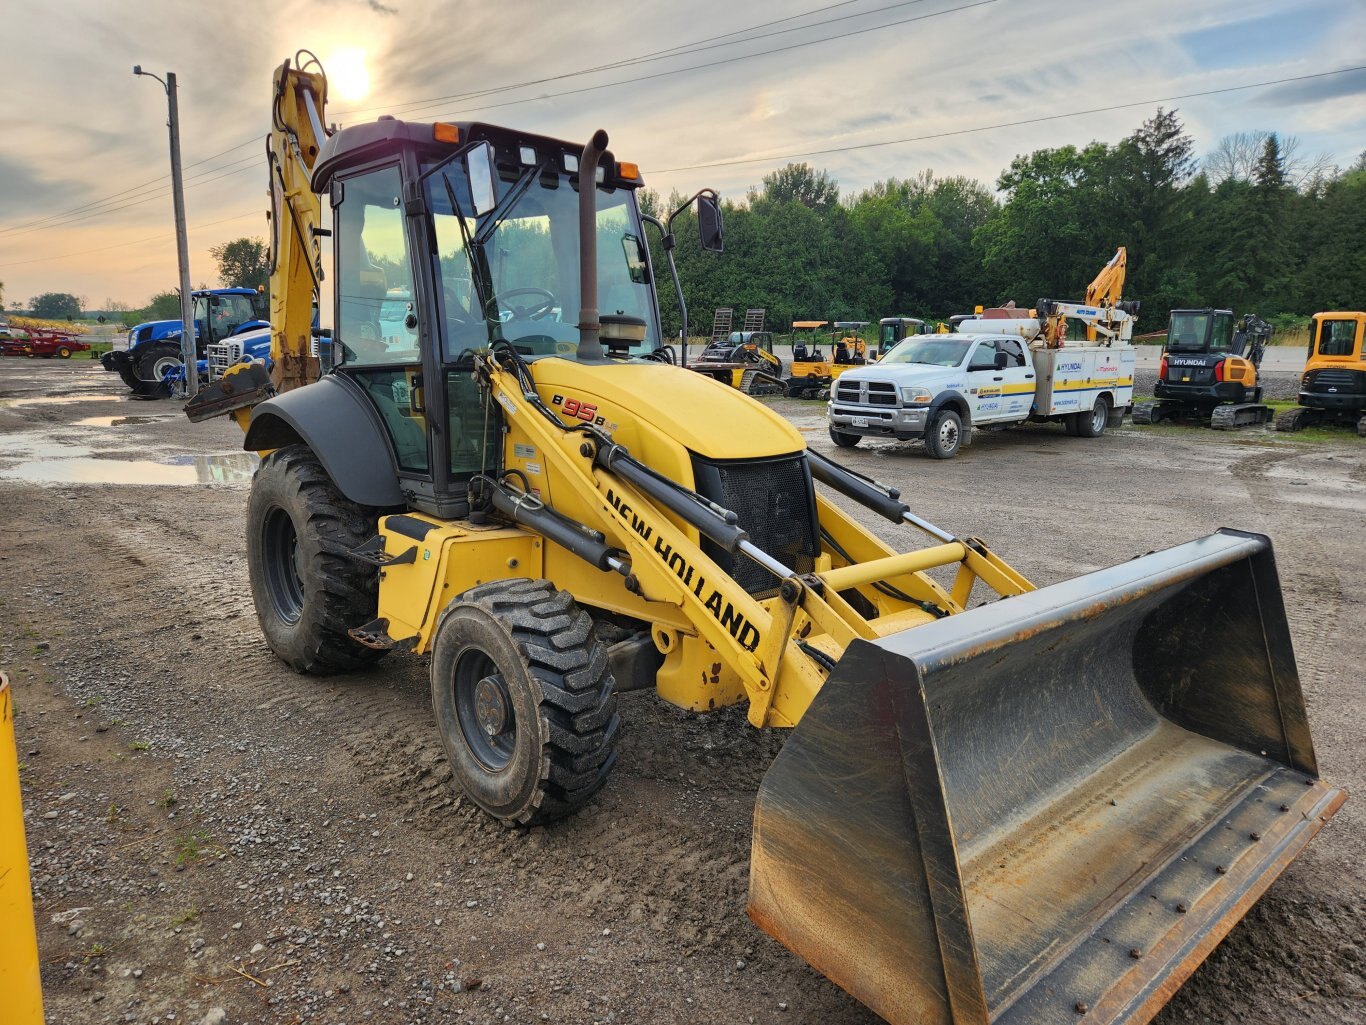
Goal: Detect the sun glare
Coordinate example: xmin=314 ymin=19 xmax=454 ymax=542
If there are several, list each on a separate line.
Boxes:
xmin=328 ymin=48 xmax=370 ymax=102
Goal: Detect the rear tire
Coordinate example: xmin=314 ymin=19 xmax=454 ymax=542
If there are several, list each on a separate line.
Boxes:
xmin=1075 ymin=396 xmax=1109 ymax=438
xmin=431 ymin=579 xmax=619 ymax=826
xmin=924 ymin=409 xmax=963 ymax=459
xmin=828 ymin=427 xmax=861 ymax=448
xmin=246 ymin=445 xmax=388 ymax=674
xmin=57 ymin=346 xmax=72 ymax=359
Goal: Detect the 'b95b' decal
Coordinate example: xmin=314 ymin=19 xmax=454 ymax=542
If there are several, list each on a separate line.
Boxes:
xmin=550 ymin=394 xmax=607 ymax=426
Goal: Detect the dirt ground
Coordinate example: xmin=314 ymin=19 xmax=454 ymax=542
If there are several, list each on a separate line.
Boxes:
xmin=2 ymin=357 xmax=1363 ymax=1025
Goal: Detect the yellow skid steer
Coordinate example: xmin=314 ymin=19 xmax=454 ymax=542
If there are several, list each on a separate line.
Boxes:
xmin=185 ymin=54 xmax=1345 ymax=1025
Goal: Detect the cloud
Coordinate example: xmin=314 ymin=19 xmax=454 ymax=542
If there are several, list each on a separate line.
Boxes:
xmin=365 ymin=0 xmax=398 ymax=13
xmin=1259 ymin=67 xmax=1366 ymax=106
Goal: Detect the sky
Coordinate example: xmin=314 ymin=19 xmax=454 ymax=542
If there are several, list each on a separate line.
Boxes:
xmin=2 ymin=0 xmax=1363 ymax=311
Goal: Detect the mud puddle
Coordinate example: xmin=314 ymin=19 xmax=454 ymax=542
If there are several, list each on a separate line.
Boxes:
xmin=74 ymin=414 xmax=174 ymax=427
xmin=0 ymin=451 xmax=258 ymax=485
xmin=0 ymin=394 xmax=119 ymax=408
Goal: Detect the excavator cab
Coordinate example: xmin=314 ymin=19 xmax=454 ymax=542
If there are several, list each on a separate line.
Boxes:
xmin=1275 ymin=311 xmax=1366 ymax=433
xmin=1134 ymin=309 xmax=1273 ymax=429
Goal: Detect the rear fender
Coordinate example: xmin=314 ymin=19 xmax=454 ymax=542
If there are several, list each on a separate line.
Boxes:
xmin=242 ymin=374 xmax=404 ymax=509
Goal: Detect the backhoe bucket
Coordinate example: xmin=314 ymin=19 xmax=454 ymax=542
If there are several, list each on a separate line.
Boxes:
xmin=751 ymin=529 xmax=1344 ymax=1025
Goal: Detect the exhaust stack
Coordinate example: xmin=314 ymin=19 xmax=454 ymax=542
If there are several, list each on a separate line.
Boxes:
xmin=576 ymin=129 xmax=610 ymax=362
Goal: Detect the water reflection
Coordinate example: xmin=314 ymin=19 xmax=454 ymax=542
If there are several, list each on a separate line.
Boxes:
xmin=0 ymin=451 xmax=259 ymax=486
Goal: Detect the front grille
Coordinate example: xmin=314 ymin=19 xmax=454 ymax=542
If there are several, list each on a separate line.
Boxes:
xmin=692 ymin=453 xmax=819 ymax=596
xmin=207 ymin=341 xmax=243 ymax=381
xmin=834 ymin=379 xmax=898 ymax=406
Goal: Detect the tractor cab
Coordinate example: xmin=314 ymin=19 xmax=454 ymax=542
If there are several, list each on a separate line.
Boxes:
xmin=194 ymin=288 xmax=266 ymax=351
xmin=250 ymin=117 xmax=719 ymax=519
xmin=876 ymin=317 xmax=928 ymax=359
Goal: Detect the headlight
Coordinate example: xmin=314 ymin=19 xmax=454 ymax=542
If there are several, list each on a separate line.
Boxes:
xmin=900 ymin=386 xmax=933 ymax=404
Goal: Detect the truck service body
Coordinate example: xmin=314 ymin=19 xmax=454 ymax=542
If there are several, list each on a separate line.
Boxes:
xmin=828 ymin=305 xmax=1134 ymax=457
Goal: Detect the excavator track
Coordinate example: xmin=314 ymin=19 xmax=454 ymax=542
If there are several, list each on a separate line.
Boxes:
xmin=1358 ymin=414 xmax=1366 ymax=438
xmin=1131 ymin=401 xmax=1159 ymax=425
xmin=1210 ymin=403 xmax=1272 ymax=430
xmin=1274 ymin=406 xmax=1312 ymax=432
xmin=740 ymin=369 xmax=786 ymax=396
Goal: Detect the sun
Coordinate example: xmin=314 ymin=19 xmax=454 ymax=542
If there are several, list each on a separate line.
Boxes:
xmin=327 ymin=48 xmax=370 ymax=102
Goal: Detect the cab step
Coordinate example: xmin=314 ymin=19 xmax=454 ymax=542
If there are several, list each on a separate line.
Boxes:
xmin=348 ymin=617 xmax=418 ymax=651
xmin=348 ymin=535 xmax=417 ymax=567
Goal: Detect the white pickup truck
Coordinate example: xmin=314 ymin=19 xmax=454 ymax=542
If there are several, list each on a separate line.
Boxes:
xmin=827 ymin=305 xmax=1135 ymax=458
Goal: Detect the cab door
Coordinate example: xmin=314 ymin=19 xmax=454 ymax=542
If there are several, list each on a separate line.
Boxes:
xmin=967 ymin=339 xmax=1033 ymax=423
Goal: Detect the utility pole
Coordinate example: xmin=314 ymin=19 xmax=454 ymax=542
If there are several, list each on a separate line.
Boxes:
xmin=134 ymin=66 xmax=198 ymax=398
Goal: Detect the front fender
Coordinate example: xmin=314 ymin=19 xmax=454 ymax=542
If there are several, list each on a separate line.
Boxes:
xmin=242 ymin=374 xmax=404 ymax=509
xmin=927 ymin=390 xmax=973 ymax=438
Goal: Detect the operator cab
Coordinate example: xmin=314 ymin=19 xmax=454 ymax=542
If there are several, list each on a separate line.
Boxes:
xmin=309 ymin=117 xmax=718 ymax=518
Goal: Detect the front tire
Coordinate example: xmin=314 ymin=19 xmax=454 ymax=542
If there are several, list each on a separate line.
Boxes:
xmin=431 ymin=580 xmax=619 ymax=826
xmin=246 ymin=445 xmax=388 ymax=673
xmin=136 ymin=342 xmax=184 ymax=397
xmin=57 ymin=345 xmax=72 ymax=359
xmin=828 ymin=427 xmax=861 ymax=448
xmin=924 ymin=409 xmax=963 ymax=459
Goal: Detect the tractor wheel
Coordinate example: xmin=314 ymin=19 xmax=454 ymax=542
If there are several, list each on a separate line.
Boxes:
xmin=246 ymin=445 xmax=389 ymax=674
xmin=828 ymin=427 xmax=861 ymax=448
xmin=136 ymin=342 xmax=184 ymax=396
xmin=430 ymin=579 xmax=619 ymax=826
xmin=1075 ymin=396 xmax=1110 ymax=438
xmin=57 ymin=346 xmax=72 ymax=359
xmin=925 ymin=409 xmax=963 ymax=459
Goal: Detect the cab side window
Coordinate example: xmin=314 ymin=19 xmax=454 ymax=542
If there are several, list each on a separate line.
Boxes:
xmin=335 ymin=166 xmax=420 ymax=368
xmin=1318 ymin=320 xmax=1358 ymax=357
xmin=968 ymin=342 xmax=998 ymax=371
xmin=998 ymin=338 xmax=1027 ymax=367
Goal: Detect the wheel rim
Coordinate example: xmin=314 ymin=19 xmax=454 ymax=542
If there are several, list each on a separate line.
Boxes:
xmin=1092 ymin=404 xmax=1107 ymax=432
xmin=453 ymin=646 xmax=516 ymax=771
xmin=939 ymin=417 xmax=959 ymax=449
xmin=152 ymin=355 xmax=183 ymax=381
xmin=261 ymin=506 xmax=305 ymax=624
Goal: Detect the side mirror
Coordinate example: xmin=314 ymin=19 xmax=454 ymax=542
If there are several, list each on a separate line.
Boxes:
xmin=995 ymin=351 xmax=1009 ymax=370
xmin=465 ymin=142 xmax=497 ymax=215
xmin=698 ymin=194 xmax=724 ymax=253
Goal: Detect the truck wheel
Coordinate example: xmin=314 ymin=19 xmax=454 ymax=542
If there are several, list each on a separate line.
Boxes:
xmin=925 ymin=409 xmax=963 ymax=459
xmin=1075 ymin=397 xmax=1109 ymax=438
xmin=247 ymin=445 xmax=388 ymax=674
xmin=57 ymin=346 xmax=72 ymax=359
xmin=431 ymin=579 xmax=619 ymax=826
xmin=828 ymin=427 xmax=861 ymax=448
xmin=137 ymin=342 xmax=184 ymax=393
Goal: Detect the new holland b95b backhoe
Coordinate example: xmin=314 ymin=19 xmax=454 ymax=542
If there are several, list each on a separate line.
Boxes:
xmin=186 ymin=53 xmax=1345 ymax=1025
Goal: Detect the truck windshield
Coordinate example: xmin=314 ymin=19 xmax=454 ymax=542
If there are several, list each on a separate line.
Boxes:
xmin=881 ymin=337 xmax=972 ymax=367
xmin=425 ymin=158 xmax=660 ymax=361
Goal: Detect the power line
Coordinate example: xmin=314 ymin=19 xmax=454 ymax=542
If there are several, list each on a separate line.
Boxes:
xmin=335 ymin=0 xmax=934 ymax=120
xmin=646 ymin=65 xmax=1366 ymax=175
xmin=0 ymin=158 xmax=262 ymax=240
xmin=0 ymin=211 xmax=261 ymax=270
xmin=0 ymin=136 xmax=261 ymax=237
xmin=423 ymin=0 xmax=998 ymax=122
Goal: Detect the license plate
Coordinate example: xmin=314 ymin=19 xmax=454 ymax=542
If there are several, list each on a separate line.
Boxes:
xmin=1181 ymin=376 xmax=1190 ymax=382
xmin=851 ymin=417 xmax=869 ymax=428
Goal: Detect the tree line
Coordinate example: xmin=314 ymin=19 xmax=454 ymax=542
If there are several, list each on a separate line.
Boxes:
xmin=643 ymin=109 xmax=1366 ymax=337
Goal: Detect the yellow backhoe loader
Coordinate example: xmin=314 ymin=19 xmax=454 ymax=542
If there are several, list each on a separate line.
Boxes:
xmin=186 ymin=53 xmax=1345 ymax=1025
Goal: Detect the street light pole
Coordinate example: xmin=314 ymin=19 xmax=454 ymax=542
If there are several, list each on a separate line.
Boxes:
xmin=134 ymin=66 xmax=197 ymax=399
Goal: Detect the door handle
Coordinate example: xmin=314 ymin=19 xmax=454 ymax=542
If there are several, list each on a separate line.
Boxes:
xmin=1025 ymin=374 xmax=1035 ymax=379
xmin=992 ymin=376 xmax=1004 ymax=381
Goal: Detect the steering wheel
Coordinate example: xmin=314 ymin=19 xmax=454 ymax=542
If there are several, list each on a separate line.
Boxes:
xmin=490 ymin=287 xmax=557 ymax=322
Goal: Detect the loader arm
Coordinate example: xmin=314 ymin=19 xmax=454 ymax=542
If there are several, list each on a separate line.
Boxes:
xmin=449 ymin=351 xmax=1034 ymax=730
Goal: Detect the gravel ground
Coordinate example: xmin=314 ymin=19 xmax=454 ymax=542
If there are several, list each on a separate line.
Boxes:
xmin=2 ymin=357 xmax=1362 ymax=1025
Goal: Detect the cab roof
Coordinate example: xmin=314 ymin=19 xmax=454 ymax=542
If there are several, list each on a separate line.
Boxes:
xmin=313 ymin=118 xmax=643 ymax=193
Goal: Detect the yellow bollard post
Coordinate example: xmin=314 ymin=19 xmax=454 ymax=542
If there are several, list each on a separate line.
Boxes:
xmin=0 ymin=672 xmax=44 ymax=1022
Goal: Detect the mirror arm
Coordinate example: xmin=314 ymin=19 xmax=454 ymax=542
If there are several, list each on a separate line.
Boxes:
xmin=642 ymin=214 xmax=687 ymax=367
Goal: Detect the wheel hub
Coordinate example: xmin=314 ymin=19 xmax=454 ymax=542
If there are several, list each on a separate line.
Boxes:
xmin=473 ymin=675 xmax=511 ymax=737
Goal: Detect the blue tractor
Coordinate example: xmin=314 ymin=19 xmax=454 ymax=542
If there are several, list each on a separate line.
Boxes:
xmin=102 ymin=287 xmax=268 ymax=397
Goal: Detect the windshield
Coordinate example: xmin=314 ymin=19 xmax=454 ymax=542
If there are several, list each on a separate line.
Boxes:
xmin=880 ymin=323 xmax=898 ymax=346
xmin=881 ymin=337 xmax=971 ymax=367
xmin=1166 ymin=312 xmax=1211 ymax=352
xmin=195 ymin=294 xmax=259 ymax=340
xmin=426 ymin=157 xmax=660 ymax=361
xmin=1316 ymin=318 xmax=1361 ymax=357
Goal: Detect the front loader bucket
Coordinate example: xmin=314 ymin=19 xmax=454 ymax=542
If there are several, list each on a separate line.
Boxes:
xmin=751 ymin=529 xmax=1344 ymax=1025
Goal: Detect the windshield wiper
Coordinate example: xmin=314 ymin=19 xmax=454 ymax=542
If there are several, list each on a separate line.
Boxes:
xmin=439 ymin=171 xmax=490 ymax=317
xmin=473 ymin=160 xmax=549 ymax=248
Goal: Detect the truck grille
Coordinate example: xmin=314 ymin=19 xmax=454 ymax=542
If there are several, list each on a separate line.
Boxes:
xmin=207 ymin=341 xmax=243 ymax=381
xmin=692 ymin=453 xmax=819 ymax=596
xmin=834 ymin=380 xmax=897 ymax=406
